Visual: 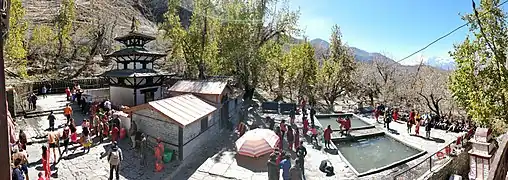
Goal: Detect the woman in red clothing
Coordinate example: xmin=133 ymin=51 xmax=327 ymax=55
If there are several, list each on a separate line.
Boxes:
xmin=302 ymin=117 xmax=309 ymax=135
xmin=323 ymin=125 xmax=332 ymax=149
xmin=41 ymin=145 xmax=51 ymax=179
xmin=375 ymin=108 xmax=381 ymax=123
xmin=155 ymin=138 xmax=164 ymax=172
xmin=392 ymin=108 xmax=399 ymax=122
xmin=111 ymin=124 xmax=119 ymax=143
xmin=408 ymin=109 xmax=415 ymax=134
xmin=337 ymin=117 xmax=351 ymax=136
xmin=293 ymin=127 xmax=300 ymax=150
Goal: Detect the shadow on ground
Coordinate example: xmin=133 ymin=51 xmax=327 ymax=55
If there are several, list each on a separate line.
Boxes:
xmin=235 ymin=154 xmax=269 ymax=172
xmin=410 ymin=134 xmax=446 ymax=143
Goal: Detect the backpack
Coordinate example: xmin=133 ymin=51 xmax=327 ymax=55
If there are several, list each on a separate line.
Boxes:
xmin=12 ymin=167 xmax=24 ymax=180
xmin=109 ymin=150 xmax=121 ymax=165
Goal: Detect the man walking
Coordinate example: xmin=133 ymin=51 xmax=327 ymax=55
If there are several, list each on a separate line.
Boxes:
xmin=310 ymin=106 xmax=316 ymax=126
xmin=296 ymin=140 xmax=307 ymax=175
xmin=47 ymin=111 xmax=56 ymax=131
xmin=108 ymin=142 xmax=123 ymax=180
xmin=64 ymin=104 xmax=72 ymax=125
xmin=130 ymin=121 xmax=138 ymax=148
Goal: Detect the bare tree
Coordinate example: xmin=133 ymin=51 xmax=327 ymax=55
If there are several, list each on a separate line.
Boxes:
xmin=413 ymin=66 xmax=450 ymax=118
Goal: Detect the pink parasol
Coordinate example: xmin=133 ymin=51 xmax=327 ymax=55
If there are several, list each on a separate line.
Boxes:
xmin=235 ymin=128 xmax=279 ymax=158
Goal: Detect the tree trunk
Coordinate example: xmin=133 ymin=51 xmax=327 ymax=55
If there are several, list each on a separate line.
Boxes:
xmin=243 ymin=86 xmax=255 ymax=101
xmin=369 ymin=93 xmax=374 ymax=107
xmin=67 ymin=25 xmax=106 ymax=79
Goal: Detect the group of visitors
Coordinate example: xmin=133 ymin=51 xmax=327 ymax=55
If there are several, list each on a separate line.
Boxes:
xmin=267 ymin=141 xmax=307 ymax=180
xmin=27 ymin=93 xmax=38 ymax=111
xmin=432 ymin=117 xmax=472 ymax=133
xmin=373 ymin=103 xmax=476 ymax=139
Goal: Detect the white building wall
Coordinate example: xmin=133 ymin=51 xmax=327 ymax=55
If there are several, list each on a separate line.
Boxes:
xmin=110 ymin=86 xmax=134 ymax=106
xmin=132 ymin=109 xmax=180 ymax=150
xmin=182 ymin=112 xmax=220 ymax=160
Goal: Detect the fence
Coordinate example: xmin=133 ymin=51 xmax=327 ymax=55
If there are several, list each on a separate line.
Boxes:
xmin=393 ymin=132 xmax=472 ymax=180
xmin=7 ymin=78 xmax=109 ymax=115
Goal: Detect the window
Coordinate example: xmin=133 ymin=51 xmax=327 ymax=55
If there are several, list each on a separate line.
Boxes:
xmin=146 ymin=77 xmax=153 ymax=85
xmin=144 ymin=91 xmax=154 ymax=103
xmin=117 ymin=78 xmax=126 ymax=85
xmin=200 ymin=116 xmax=208 ymax=133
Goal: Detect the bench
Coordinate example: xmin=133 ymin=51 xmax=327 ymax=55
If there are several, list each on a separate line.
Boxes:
xmin=279 ymin=103 xmax=296 ymax=114
xmin=261 ymin=102 xmax=279 ymax=113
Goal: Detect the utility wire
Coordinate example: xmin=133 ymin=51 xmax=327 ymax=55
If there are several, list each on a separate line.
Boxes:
xmin=393 ymin=0 xmax=508 ymax=66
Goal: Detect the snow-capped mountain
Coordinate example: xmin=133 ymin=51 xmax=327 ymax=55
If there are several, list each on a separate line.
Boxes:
xmin=308 ymin=38 xmax=456 ymax=70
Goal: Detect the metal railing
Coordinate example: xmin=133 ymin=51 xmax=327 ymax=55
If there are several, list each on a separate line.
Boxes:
xmin=393 ymin=132 xmax=471 ymax=180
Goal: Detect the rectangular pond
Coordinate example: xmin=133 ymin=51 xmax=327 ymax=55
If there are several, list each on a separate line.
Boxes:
xmin=335 ymin=133 xmax=425 ymax=176
xmin=315 ymin=113 xmax=373 ymax=130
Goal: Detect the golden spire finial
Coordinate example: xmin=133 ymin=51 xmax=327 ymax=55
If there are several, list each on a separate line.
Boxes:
xmin=130 ymin=16 xmax=138 ymax=32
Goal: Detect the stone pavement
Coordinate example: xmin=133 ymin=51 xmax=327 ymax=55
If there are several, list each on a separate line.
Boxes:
xmin=188 ymin=109 xmax=465 ymax=180
xmin=14 ymin=94 xmax=178 ymax=180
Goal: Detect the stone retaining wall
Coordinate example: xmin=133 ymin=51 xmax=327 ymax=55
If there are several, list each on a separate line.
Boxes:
xmin=428 ymin=145 xmax=472 ymax=180
xmin=488 ymin=133 xmax=508 ymax=180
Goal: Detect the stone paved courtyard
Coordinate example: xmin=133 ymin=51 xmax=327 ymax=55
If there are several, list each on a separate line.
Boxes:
xmin=187 ymin=109 xmax=465 ymax=180
xmin=14 ymin=94 xmax=183 ymax=180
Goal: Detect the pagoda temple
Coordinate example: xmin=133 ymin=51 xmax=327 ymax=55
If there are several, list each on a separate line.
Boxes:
xmin=101 ymin=17 xmax=171 ymax=106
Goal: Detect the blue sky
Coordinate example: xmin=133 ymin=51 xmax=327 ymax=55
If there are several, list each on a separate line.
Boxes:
xmin=288 ymin=0 xmax=485 ymax=65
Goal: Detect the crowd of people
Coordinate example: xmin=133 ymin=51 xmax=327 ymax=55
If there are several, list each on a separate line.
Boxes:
xmin=10 ymin=83 xmax=144 ymax=180
xmin=372 ymin=103 xmax=475 ymax=139
xmin=235 ymin=98 xmax=339 ymax=180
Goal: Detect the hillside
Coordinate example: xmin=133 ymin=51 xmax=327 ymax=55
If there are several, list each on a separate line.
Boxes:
xmin=17 ymin=0 xmax=451 ymax=79
xmin=308 ymin=38 xmax=455 ymax=71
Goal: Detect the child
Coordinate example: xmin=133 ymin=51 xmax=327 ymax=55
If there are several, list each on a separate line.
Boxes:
xmin=69 ymin=119 xmax=78 ymax=144
xmin=82 ymin=134 xmax=91 ymax=153
xmin=38 ymin=172 xmax=46 ymax=180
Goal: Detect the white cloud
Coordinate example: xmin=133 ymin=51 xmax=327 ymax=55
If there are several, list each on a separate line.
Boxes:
xmin=398 ymin=53 xmax=427 ymax=66
xmin=398 ymin=52 xmax=455 ymax=67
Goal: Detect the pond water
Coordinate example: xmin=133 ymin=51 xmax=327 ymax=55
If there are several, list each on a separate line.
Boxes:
xmin=316 ymin=114 xmax=371 ymax=130
xmin=335 ymin=135 xmax=422 ymax=174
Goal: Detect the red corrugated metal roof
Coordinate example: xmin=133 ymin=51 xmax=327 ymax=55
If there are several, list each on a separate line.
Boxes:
xmin=147 ymin=94 xmax=217 ymax=127
xmin=168 ymin=80 xmax=228 ymax=95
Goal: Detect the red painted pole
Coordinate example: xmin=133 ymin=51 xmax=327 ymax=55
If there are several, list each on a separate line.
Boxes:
xmin=0 ymin=1 xmax=11 ymax=179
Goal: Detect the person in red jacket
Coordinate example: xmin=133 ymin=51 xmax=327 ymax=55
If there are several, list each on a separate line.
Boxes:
xmin=302 ymin=117 xmax=309 ymax=135
xmin=41 ymin=145 xmax=51 ymax=180
xmin=408 ymin=109 xmax=415 ymax=134
xmin=392 ymin=108 xmax=399 ymax=122
xmin=337 ymin=117 xmax=351 ymax=136
xmin=111 ymin=124 xmax=119 ymax=143
xmin=323 ymin=125 xmax=332 ymax=149
xmin=294 ymin=127 xmax=300 ymax=150
xmin=65 ymin=87 xmax=71 ymax=101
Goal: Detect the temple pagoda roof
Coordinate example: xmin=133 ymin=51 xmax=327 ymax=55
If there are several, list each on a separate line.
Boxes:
xmin=104 ymin=48 xmax=166 ymax=59
xmin=100 ymin=69 xmax=175 ymax=78
xmin=114 ymin=31 xmax=156 ymax=42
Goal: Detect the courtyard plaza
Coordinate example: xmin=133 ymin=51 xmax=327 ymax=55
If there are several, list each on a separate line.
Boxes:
xmin=187 ymin=106 xmax=465 ymax=180
xmin=14 ymin=94 xmax=231 ymax=180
